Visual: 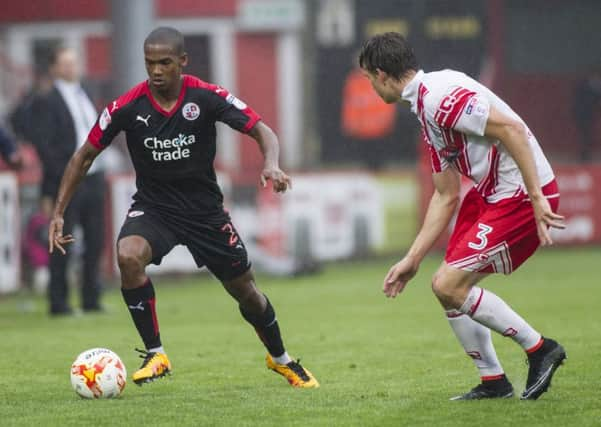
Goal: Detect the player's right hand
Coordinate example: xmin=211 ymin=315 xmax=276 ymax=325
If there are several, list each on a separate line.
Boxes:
xmin=260 ymin=166 xmax=292 ymax=193
xmin=48 ymin=215 xmax=75 ymax=255
xmin=383 ymin=256 xmax=419 ymax=298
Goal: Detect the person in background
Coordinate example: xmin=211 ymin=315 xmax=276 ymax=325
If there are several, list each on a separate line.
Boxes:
xmin=32 ymin=46 xmax=105 ymax=315
xmin=572 ymin=67 xmax=601 ymax=162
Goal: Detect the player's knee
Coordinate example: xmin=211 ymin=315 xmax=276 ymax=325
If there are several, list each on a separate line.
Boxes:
xmin=431 ymin=273 xmax=455 ymax=302
xmin=117 ymin=239 xmax=148 ymax=274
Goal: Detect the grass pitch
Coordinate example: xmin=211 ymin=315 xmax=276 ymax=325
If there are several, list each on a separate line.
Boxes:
xmin=0 ymin=247 xmax=599 ymax=426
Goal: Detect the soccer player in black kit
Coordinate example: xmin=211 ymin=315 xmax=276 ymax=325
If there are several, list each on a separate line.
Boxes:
xmin=48 ymin=27 xmax=319 ymax=388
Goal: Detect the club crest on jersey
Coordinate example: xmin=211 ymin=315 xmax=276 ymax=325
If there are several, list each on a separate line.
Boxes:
xmin=182 ymin=102 xmax=200 ymax=120
xmin=99 ymin=108 xmax=112 ymax=130
xmin=226 ymin=93 xmax=247 ymax=110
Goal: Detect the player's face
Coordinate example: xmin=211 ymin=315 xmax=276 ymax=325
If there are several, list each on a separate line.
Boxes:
xmin=144 ymin=44 xmax=188 ymax=92
xmin=360 ymin=68 xmax=400 ymax=104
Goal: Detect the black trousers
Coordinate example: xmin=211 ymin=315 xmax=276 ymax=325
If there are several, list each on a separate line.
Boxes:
xmin=49 ymin=172 xmax=105 ymax=312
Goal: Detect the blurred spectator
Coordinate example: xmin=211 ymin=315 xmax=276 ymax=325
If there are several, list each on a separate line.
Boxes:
xmin=22 ymin=211 xmax=50 ymax=294
xmin=10 ymin=71 xmax=55 ymax=145
xmin=573 ymin=68 xmax=601 ymax=162
xmin=31 ymin=46 xmax=105 ymax=315
xmin=0 ymin=126 xmax=22 ymax=170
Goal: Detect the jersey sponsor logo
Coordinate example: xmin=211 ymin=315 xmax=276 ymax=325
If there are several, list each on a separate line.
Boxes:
xmin=465 ymin=96 xmax=487 ymax=117
xmin=465 ymin=97 xmax=478 ymax=114
xmin=136 ymin=114 xmax=151 ymax=127
xmin=99 ymin=108 xmax=112 ymax=130
xmin=182 ymin=102 xmax=200 ymax=120
xmin=226 ymin=93 xmax=247 ymax=110
xmin=143 ymin=133 xmax=197 ymax=161
xmin=128 ymin=210 xmax=144 ymax=218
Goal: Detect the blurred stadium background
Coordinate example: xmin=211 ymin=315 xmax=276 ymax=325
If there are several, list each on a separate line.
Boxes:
xmin=0 ymin=1 xmax=600 ymax=425
xmin=1 ymin=0 xmax=599 ymax=293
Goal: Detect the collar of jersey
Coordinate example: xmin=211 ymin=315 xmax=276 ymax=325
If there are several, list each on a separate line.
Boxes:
xmin=144 ymin=76 xmax=189 ymax=117
xmin=401 ymin=69 xmax=425 ymax=114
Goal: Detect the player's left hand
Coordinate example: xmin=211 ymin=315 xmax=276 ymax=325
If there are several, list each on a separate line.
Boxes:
xmin=383 ymin=256 xmax=419 ymax=298
xmin=260 ymin=166 xmax=292 ymax=193
xmin=48 ymin=215 xmax=75 ymax=255
xmin=532 ymin=196 xmax=565 ymax=246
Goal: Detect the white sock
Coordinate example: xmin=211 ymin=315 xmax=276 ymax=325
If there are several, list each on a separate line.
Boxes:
xmin=459 ymin=286 xmax=541 ymax=350
xmin=446 ymin=309 xmax=505 ymax=378
xmin=148 ymin=346 xmax=165 ymax=354
xmin=272 ymin=351 xmax=292 ymax=365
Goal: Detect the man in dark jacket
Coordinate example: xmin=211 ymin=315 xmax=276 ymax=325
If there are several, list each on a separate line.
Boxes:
xmin=33 ymin=46 xmax=105 ymax=315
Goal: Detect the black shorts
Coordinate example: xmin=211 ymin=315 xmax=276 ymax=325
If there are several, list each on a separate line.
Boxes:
xmin=117 ymin=204 xmax=251 ymax=282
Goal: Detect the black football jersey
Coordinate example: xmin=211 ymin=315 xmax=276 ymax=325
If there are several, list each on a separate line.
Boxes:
xmin=88 ymin=75 xmax=260 ymax=215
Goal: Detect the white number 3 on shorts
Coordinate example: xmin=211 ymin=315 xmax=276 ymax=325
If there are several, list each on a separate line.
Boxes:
xmin=468 ymin=223 xmax=493 ymax=250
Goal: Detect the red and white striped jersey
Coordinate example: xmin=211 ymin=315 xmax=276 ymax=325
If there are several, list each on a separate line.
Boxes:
xmin=402 ymin=70 xmax=555 ymax=203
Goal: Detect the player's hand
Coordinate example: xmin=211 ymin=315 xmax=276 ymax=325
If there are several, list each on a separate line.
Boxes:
xmin=531 ymin=196 xmax=565 ymax=246
xmin=48 ymin=215 xmax=75 ymax=255
xmin=260 ymin=166 xmax=292 ymax=193
xmin=383 ymin=256 xmax=419 ymax=298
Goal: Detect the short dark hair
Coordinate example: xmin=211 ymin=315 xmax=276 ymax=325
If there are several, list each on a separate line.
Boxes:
xmin=359 ymin=32 xmax=418 ymax=80
xmin=49 ymin=45 xmax=72 ymax=67
xmin=144 ymin=27 xmax=185 ymax=55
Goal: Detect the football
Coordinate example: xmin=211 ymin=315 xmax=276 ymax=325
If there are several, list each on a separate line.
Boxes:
xmin=70 ymin=348 xmax=127 ymax=399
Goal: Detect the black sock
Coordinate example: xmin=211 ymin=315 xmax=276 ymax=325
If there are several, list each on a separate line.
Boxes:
xmin=121 ymin=279 xmax=161 ymax=350
xmin=483 ymin=374 xmax=511 ymax=388
xmin=239 ymin=295 xmax=285 ymax=358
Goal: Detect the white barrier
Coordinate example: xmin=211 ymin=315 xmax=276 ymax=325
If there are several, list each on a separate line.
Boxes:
xmin=257 ymin=173 xmax=383 ymax=261
xmin=0 ymin=172 xmax=20 ymax=293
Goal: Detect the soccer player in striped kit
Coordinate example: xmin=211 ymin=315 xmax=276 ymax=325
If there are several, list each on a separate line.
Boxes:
xmin=360 ymin=32 xmax=566 ymax=400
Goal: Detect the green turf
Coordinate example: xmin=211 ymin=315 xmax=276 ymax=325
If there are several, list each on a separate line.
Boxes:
xmin=0 ymin=248 xmax=599 ymax=426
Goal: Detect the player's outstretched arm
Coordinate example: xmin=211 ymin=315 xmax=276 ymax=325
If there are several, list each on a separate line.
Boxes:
xmin=248 ymin=120 xmax=292 ymax=193
xmin=383 ymin=167 xmax=460 ymax=298
xmin=49 ymin=141 xmax=101 ymax=254
xmin=484 ymin=106 xmax=565 ymax=245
